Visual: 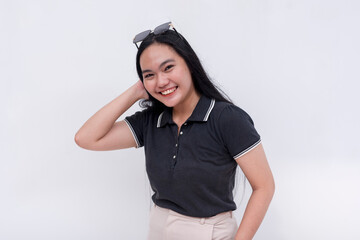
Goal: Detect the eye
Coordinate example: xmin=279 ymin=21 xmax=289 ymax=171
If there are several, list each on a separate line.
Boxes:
xmin=144 ymin=73 xmax=154 ymax=79
xmin=164 ymin=65 xmax=174 ymax=71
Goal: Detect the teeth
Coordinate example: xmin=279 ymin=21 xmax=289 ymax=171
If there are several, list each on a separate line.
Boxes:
xmin=161 ymin=87 xmax=176 ymax=95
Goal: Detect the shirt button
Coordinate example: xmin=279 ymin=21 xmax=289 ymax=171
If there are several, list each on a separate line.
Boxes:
xmin=184 ymin=122 xmax=187 ymax=125
xmin=180 ymin=131 xmax=183 ymax=135
xmin=175 ymin=144 xmax=178 ymax=147
xmin=173 ymin=155 xmax=176 ymax=159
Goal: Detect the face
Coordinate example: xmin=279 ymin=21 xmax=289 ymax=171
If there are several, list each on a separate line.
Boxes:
xmin=140 ymin=43 xmax=199 ymax=109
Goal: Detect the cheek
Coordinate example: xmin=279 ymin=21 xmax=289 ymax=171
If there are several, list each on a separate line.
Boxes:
xmin=143 ymin=81 xmax=155 ymax=94
xmin=179 ymin=68 xmax=192 ymax=83
xmin=143 ymin=81 xmax=150 ymax=90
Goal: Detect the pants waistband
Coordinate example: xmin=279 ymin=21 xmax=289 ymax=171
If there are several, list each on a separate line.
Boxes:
xmin=154 ymin=205 xmax=233 ymax=225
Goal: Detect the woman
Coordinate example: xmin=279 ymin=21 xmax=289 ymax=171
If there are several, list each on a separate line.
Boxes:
xmin=75 ymin=22 xmax=275 ymax=240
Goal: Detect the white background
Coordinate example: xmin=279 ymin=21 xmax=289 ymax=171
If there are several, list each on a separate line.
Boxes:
xmin=1 ymin=0 xmax=360 ymax=239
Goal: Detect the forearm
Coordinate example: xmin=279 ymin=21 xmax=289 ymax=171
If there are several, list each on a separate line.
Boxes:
xmin=235 ymin=187 xmax=274 ymax=240
xmin=75 ymin=83 xmax=142 ymax=145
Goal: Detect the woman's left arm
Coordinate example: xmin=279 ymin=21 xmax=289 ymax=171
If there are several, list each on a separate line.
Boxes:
xmin=234 ymin=143 xmax=275 ymax=240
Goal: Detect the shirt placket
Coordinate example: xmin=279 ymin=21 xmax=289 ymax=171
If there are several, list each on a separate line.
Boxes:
xmin=171 ymin=122 xmax=188 ymax=170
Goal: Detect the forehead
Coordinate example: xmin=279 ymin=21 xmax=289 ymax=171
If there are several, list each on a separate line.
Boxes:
xmin=140 ymin=43 xmax=180 ymax=68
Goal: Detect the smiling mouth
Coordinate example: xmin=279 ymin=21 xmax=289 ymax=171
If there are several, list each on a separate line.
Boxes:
xmin=160 ymin=87 xmax=177 ymax=96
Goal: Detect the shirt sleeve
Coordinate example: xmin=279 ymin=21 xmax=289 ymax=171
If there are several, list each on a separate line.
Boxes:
xmin=218 ymin=104 xmax=261 ymax=160
xmin=124 ymin=110 xmax=149 ymax=148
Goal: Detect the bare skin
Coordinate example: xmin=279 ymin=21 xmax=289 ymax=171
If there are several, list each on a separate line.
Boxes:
xmin=75 ymin=44 xmax=201 ymax=148
xmin=234 ymin=143 xmax=275 ymax=240
xmin=140 ymin=43 xmax=201 ymax=131
xmin=74 ymin=80 xmax=147 ymax=150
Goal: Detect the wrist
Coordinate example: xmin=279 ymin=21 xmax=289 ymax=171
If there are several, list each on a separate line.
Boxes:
xmin=130 ymin=80 xmax=148 ymax=100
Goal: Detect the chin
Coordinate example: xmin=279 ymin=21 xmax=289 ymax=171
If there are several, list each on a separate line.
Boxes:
xmin=159 ymin=98 xmax=179 ymax=108
xmin=151 ymin=93 xmax=174 ymax=106
xmin=161 ymin=101 xmax=176 ymax=108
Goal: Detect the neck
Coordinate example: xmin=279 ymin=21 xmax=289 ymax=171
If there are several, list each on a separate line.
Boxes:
xmin=172 ymin=92 xmax=201 ymax=125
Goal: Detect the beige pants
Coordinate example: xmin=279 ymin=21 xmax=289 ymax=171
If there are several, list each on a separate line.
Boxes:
xmin=147 ymin=205 xmax=238 ymax=240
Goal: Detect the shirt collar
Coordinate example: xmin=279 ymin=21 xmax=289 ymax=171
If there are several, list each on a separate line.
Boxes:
xmin=157 ymin=95 xmax=216 ymax=128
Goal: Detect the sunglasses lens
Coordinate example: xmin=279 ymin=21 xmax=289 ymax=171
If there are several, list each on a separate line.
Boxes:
xmin=133 ymin=30 xmax=151 ymax=43
xmin=153 ymin=22 xmax=171 ymax=35
xmin=133 ymin=22 xmax=176 ymax=48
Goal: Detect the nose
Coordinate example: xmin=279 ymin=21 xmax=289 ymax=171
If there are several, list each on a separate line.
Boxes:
xmin=157 ymin=73 xmax=170 ymax=88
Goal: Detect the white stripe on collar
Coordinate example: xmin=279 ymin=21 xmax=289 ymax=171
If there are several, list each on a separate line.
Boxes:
xmin=157 ymin=111 xmax=165 ymax=128
xmin=203 ymin=99 xmax=215 ymax=121
xmin=157 ymin=98 xmax=215 ymax=127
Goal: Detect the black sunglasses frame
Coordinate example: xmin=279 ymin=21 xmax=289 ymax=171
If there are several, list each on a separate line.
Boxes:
xmin=133 ymin=22 xmax=181 ymax=49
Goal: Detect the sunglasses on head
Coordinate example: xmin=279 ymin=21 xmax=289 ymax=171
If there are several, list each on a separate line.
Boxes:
xmin=133 ymin=22 xmax=181 ymax=49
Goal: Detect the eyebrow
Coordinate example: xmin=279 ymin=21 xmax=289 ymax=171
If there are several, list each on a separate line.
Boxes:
xmin=142 ymin=59 xmax=175 ymax=74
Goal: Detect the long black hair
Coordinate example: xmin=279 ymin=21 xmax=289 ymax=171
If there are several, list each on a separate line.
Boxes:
xmin=136 ymin=30 xmax=232 ymax=112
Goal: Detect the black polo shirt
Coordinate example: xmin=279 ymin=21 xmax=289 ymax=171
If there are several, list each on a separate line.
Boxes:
xmin=124 ymin=95 xmax=261 ymax=218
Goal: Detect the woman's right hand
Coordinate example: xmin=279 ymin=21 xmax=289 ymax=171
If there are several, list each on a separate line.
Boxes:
xmin=134 ymin=80 xmax=149 ymax=100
